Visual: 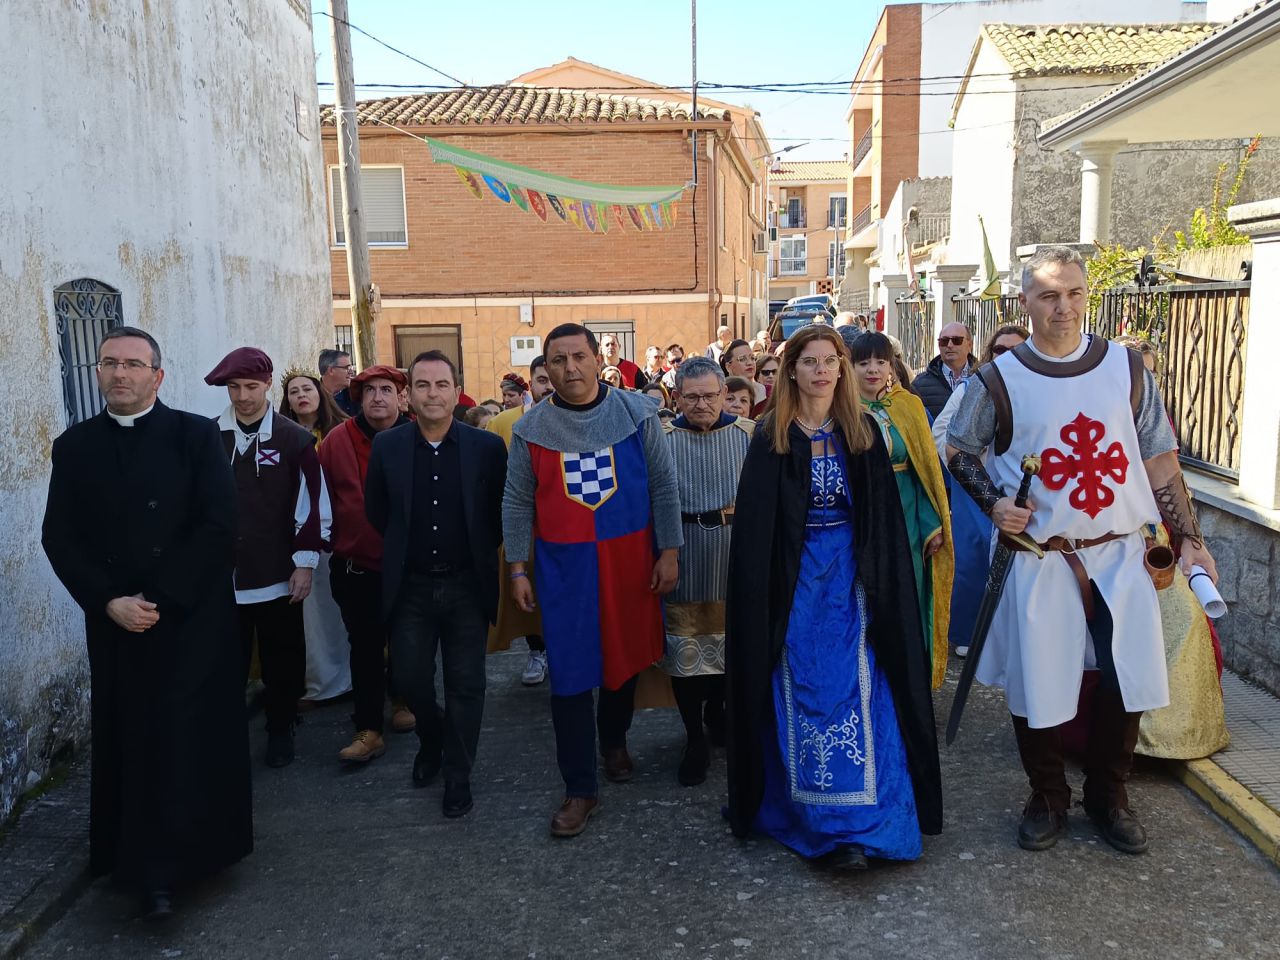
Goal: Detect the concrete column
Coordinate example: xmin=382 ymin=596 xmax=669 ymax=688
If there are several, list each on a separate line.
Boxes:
xmin=1077 ymin=141 xmax=1125 ymax=244
xmin=879 ymin=273 xmax=910 ymax=338
xmin=928 ymin=263 xmax=979 ymax=340
xmin=1230 ymin=198 xmax=1280 ymax=509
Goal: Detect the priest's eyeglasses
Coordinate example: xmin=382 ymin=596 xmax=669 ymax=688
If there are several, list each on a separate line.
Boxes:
xmin=96 ymin=359 xmax=157 ymax=372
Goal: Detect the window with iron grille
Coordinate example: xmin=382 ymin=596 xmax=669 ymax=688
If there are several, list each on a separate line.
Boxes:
xmin=55 ymin=279 xmax=122 ymax=427
xmin=334 ymin=324 xmax=353 ymax=354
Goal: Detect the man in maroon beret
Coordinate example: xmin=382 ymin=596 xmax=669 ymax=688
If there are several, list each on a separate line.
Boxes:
xmin=318 ymin=364 xmax=414 ymax=764
xmin=206 ymin=347 xmax=332 ymax=768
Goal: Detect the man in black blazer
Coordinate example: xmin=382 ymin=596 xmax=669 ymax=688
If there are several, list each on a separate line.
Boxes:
xmin=41 ymin=327 xmax=252 ymax=920
xmin=365 ymin=350 xmax=506 ymax=818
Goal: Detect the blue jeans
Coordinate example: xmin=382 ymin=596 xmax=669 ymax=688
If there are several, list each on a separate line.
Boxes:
xmin=390 ymin=573 xmax=488 ymax=782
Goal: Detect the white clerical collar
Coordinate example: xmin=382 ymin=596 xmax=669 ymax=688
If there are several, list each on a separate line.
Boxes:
xmin=1027 ymin=332 xmax=1090 ymax=363
xmin=106 ymin=403 xmax=155 ymax=427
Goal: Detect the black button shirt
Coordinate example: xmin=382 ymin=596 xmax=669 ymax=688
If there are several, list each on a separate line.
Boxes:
xmin=408 ymin=421 xmax=469 ymax=573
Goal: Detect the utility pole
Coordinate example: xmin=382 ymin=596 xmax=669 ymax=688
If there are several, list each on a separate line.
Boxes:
xmin=328 ymin=0 xmax=376 ymax=370
xmin=690 ymin=0 xmax=698 ymax=187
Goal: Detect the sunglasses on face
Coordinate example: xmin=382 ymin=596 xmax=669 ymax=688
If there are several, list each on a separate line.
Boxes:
xmin=992 ymin=344 xmax=1012 ymax=356
xmin=938 ymin=336 xmax=968 ymax=347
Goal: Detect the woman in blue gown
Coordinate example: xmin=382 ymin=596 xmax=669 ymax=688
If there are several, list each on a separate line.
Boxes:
xmin=726 ymin=325 xmax=943 ymax=869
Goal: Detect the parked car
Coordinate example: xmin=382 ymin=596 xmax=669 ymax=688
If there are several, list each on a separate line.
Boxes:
xmin=768 ymin=299 xmax=789 ymax=319
xmin=785 ymin=294 xmax=834 ymax=311
xmin=769 ymin=303 xmax=835 ymax=342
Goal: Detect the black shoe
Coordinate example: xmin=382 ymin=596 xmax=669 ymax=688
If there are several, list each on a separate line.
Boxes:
xmin=677 ymin=739 xmax=711 ymax=787
xmin=1017 ymin=792 xmax=1068 ymax=851
xmin=443 ymin=780 xmax=473 ymax=818
xmin=143 ymin=890 xmax=173 ymax=921
xmin=1087 ymin=806 xmax=1149 ymax=854
xmin=820 ymin=845 xmax=869 ymax=872
xmin=412 ymin=747 xmax=442 ymax=787
xmin=265 ymin=730 xmax=295 ymax=768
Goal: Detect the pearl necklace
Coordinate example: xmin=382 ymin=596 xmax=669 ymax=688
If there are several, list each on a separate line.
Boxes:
xmin=796 ymin=415 xmax=834 ymax=434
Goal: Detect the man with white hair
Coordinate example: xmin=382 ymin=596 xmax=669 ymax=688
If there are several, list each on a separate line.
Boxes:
xmin=705 ymin=324 xmax=733 ymax=362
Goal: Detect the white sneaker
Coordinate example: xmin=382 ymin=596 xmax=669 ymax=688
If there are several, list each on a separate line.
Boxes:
xmin=522 ymin=651 xmax=549 ymax=686
xmin=955 ymin=646 xmax=969 ymax=658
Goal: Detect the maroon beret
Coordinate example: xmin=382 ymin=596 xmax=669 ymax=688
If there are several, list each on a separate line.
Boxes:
xmin=205 ymin=347 xmax=273 ymax=386
xmin=349 ymin=364 xmax=408 ymax=402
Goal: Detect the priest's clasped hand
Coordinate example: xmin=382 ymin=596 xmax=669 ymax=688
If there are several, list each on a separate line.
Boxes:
xmin=106 ymin=595 xmax=159 ymax=633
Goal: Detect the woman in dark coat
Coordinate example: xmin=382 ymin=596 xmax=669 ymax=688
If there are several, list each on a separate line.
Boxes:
xmin=725 ymin=324 xmax=942 ymax=870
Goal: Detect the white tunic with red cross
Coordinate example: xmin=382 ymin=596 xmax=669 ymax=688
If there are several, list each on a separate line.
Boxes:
xmin=976 ymin=338 xmax=1168 ymax=728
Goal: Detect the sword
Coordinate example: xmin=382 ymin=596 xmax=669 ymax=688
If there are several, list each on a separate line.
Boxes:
xmin=945 ymin=454 xmax=1042 ymax=745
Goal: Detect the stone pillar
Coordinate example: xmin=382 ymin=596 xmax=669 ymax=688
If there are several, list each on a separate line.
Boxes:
xmin=1077 ymin=141 xmax=1125 ymax=244
xmin=879 ymin=273 xmax=910 ymax=338
xmin=1230 ymin=198 xmax=1280 ymax=510
xmin=928 ymin=263 xmax=979 ymax=340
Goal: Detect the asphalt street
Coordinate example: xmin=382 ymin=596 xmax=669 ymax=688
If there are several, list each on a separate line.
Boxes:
xmin=25 ymin=648 xmax=1280 ymax=960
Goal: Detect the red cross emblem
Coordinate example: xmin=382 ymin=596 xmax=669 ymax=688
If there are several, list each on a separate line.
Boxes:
xmin=256 ymin=448 xmax=281 ymax=467
xmin=1040 ymin=413 xmax=1129 ymax=518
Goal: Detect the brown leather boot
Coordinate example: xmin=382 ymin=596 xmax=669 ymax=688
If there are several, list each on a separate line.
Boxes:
xmin=601 ymin=746 xmax=634 ymax=783
xmin=390 ymin=703 xmax=417 ymax=734
xmin=337 ymin=730 xmax=386 ymax=764
xmin=550 ymin=797 xmax=599 ymax=837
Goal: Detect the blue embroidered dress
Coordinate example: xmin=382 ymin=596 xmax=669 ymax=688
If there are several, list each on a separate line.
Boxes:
xmin=753 ymin=446 xmax=922 ymax=860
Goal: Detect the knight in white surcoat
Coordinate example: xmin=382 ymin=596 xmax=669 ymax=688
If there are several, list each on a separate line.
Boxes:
xmin=946 ymin=246 xmax=1219 ymax=856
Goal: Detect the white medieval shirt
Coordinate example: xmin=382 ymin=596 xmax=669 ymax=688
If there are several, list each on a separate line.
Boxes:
xmin=947 ymin=334 xmax=1178 ymax=728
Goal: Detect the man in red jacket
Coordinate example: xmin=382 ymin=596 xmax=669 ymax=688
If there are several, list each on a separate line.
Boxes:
xmin=319 ymin=364 xmax=410 ymax=763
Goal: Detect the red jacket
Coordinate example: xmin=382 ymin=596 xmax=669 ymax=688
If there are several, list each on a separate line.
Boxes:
xmin=318 ymin=418 xmax=384 ymax=570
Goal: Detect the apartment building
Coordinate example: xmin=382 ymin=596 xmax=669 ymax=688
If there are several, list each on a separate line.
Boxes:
xmin=767 ymin=161 xmax=849 ymax=302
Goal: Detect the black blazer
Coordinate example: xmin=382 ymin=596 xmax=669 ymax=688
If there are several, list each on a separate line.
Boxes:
xmin=364 ymin=420 xmax=507 ymax=623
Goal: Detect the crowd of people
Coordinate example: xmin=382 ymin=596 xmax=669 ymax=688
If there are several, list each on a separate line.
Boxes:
xmin=41 ymin=245 xmax=1224 ymax=919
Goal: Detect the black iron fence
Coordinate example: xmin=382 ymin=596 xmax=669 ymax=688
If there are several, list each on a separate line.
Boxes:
xmin=895 ymin=297 xmax=935 ymax=375
xmin=852 ymin=126 xmax=873 ymax=168
xmin=850 ymin=204 xmax=872 ymax=237
xmin=1090 ymin=281 xmax=1249 ymax=479
xmin=951 ymin=294 xmax=1028 ymax=356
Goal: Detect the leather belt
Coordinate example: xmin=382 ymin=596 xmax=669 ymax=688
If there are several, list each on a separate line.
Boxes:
xmin=681 ymin=507 xmax=735 ymax=530
xmin=999 ymin=531 xmax=1129 ymax=620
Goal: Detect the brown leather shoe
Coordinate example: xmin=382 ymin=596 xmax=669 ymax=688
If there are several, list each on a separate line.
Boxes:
xmin=337 ymin=729 xmax=386 ymax=764
xmin=602 ymin=746 xmax=634 ymax=783
xmin=390 ymin=704 xmax=416 ymax=734
xmin=550 ymin=797 xmax=599 ymax=837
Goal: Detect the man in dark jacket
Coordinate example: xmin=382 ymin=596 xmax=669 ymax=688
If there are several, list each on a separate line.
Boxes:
xmin=42 ymin=327 xmax=252 ymax=920
xmin=912 ymin=322 xmax=976 ymax=418
xmin=365 ymin=350 xmax=507 ymax=819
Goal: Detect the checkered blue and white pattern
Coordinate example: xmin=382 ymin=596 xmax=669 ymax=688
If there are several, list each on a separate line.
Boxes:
xmin=562 ymin=447 xmax=616 ymax=508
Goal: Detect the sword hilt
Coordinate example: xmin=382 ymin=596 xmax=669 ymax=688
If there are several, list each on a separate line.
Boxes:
xmin=1015 ymin=454 xmax=1041 ymax=510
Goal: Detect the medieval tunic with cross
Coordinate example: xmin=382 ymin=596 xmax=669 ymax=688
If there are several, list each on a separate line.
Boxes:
xmin=948 ymin=336 xmax=1177 ymax=729
xmin=660 ymin=412 xmax=754 ymax=678
xmin=503 ymin=384 xmax=683 ymax=697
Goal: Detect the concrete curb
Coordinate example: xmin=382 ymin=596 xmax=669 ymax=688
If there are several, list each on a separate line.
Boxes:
xmin=1176 ymin=757 xmax=1280 ymax=867
xmin=0 ymin=854 xmax=90 ymax=960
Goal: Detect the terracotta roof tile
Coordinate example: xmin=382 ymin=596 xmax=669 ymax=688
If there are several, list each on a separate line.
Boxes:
xmin=982 ymin=21 xmax=1220 ymax=77
xmin=319 ymin=86 xmax=729 ymax=127
xmin=769 ymin=160 xmax=848 ymax=183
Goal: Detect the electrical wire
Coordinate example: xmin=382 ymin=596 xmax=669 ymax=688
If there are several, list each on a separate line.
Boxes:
xmin=314 ymin=10 xmax=467 ymax=86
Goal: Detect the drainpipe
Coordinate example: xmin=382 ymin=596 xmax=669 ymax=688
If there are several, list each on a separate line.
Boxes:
xmin=707 ymin=134 xmax=722 ymax=340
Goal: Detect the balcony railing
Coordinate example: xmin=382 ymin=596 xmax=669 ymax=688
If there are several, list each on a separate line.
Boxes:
xmin=852 ymin=126 xmax=873 ymax=169
xmin=849 ymin=204 xmax=872 ymax=237
xmin=770 ymin=258 xmax=809 ymax=277
xmin=779 ymin=210 xmax=807 ymax=229
xmin=908 ymin=212 xmax=950 ymax=249
xmin=1090 ymin=281 xmax=1250 ymax=479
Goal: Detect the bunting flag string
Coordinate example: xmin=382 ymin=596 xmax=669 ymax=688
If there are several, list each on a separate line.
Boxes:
xmin=427 ymin=137 xmax=686 ymax=233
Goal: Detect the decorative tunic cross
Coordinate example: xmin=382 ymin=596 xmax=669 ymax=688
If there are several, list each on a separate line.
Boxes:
xmin=1040 ymin=413 xmax=1130 ymax=519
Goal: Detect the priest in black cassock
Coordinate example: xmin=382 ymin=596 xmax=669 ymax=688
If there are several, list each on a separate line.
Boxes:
xmin=41 ymin=326 xmax=252 ymax=920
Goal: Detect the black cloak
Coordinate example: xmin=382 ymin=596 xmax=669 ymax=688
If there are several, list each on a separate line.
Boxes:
xmin=725 ymin=415 xmax=943 ymax=838
xmin=41 ymin=401 xmax=252 ymax=889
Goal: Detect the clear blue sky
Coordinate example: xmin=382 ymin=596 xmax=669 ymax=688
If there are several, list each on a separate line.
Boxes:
xmin=313 ymin=0 xmax=941 ymax=162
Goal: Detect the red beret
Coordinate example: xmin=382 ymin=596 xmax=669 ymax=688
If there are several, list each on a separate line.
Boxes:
xmin=349 ymin=364 xmax=408 ymax=402
xmin=205 ymin=347 xmax=273 ymax=386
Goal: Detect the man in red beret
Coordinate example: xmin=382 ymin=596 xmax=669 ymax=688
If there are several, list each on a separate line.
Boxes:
xmin=206 ymin=347 xmax=331 ymax=768
xmin=318 ymin=364 xmax=414 ymax=763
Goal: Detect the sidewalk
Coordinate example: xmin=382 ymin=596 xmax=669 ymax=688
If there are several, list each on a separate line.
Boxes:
xmin=1176 ymin=669 xmax=1280 ymax=865
xmin=0 ymin=760 xmax=90 ymax=959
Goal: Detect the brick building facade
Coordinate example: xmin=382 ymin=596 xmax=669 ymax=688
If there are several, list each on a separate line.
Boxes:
xmin=321 ymin=63 xmax=770 ymax=397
